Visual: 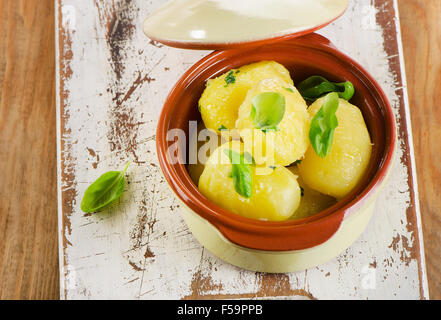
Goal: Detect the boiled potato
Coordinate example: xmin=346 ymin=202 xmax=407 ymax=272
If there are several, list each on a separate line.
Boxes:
xmin=236 ymin=78 xmax=310 ymax=167
xmin=199 ymin=61 xmax=293 ymax=132
xmin=298 ymin=98 xmax=372 ymax=199
xmin=188 ymin=122 xmax=240 ymax=185
xmin=198 ymin=141 xmax=301 ymax=221
xmin=288 ymin=166 xmax=337 ymax=220
xmin=188 ymin=122 xmax=222 ymax=185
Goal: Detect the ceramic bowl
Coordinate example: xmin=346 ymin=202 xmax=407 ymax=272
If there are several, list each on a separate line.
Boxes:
xmin=156 ymin=33 xmax=396 ymax=272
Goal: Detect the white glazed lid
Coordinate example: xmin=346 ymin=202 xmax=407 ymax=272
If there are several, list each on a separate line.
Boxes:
xmin=143 ymin=0 xmax=348 ymax=50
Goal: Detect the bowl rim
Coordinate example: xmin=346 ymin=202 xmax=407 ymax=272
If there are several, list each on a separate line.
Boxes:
xmin=156 ymin=33 xmax=397 ymax=251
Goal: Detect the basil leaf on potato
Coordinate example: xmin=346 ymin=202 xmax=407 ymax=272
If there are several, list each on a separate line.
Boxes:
xmin=309 ymin=93 xmax=339 ymax=158
xmin=224 ymin=149 xmax=253 ymax=199
xmin=250 ymin=92 xmax=286 ymax=132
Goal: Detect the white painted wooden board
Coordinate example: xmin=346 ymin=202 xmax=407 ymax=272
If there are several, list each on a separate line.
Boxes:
xmin=56 ymin=0 xmax=429 ymax=299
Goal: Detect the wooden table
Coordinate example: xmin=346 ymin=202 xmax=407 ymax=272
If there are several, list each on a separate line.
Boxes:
xmin=0 ymin=0 xmax=439 ymax=299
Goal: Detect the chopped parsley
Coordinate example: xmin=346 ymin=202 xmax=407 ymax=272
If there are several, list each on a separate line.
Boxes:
xmin=262 ymin=127 xmax=280 ymax=134
xmin=218 ymin=125 xmax=228 ymax=131
xmin=224 ymin=71 xmax=236 ymax=87
xmin=285 ymin=87 xmax=294 ymax=93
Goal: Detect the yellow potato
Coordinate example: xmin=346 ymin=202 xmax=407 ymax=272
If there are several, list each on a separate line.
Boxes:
xmin=198 ymin=141 xmax=301 ymax=221
xmin=199 ymin=61 xmax=293 ymax=132
xmin=236 ymin=78 xmax=310 ymax=167
xmin=187 ymin=122 xmax=218 ymax=185
xmin=298 ymin=98 xmax=372 ymax=199
xmin=188 ymin=122 xmax=239 ymax=185
xmin=288 ymin=166 xmax=337 ymax=220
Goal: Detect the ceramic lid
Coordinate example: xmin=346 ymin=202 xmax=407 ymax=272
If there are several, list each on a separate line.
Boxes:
xmin=143 ymin=0 xmax=349 ymax=50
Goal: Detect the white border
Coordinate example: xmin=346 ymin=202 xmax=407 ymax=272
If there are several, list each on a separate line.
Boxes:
xmin=55 ymin=0 xmax=67 ymax=300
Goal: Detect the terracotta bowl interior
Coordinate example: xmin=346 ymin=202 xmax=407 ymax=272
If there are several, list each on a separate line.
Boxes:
xmin=157 ymin=34 xmax=395 ymax=251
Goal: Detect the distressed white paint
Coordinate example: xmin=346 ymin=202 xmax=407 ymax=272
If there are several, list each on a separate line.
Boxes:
xmin=56 ymin=0 xmax=429 ymax=299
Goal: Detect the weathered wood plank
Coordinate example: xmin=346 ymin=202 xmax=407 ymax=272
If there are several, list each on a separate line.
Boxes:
xmin=56 ymin=0 xmax=428 ymax=299
xmin=397 ymin=0 xmax=441 ymax=300
xmin=0 ymin=0 xmax=59 ymax=299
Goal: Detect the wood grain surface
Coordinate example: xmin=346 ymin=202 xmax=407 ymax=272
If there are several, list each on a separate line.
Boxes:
xmin=0 ymin=0 xmax=439 ymax=299
xmin=0 ymin=0 xmax=59 ymax=299
xmin=397 ymin=0 xmax=441 ymax=300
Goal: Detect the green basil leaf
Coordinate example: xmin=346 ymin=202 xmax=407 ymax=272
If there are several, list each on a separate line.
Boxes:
xmin=218 ymin=124 xmax=228 ymax=131
xmin=224 ymin=149 xmax=241 ymax=164
xmin=336 ymin=81 xmax=355 ymax=100
xmin=243 ymin=151 xmax=256 ymax=166
xmin=250 ymin=92 xmax=286 ymax=132
xmin=224 ymin=149 xmax=253 ymax=199
xmin=298 ymin=76 xmax=355 ymax=102
xmin=80 ymin=162 xmax=130 ymax=213
xmin=309 ymin=93 xmax=340 ymax=158
xmin=224 ymin=71 xmax=236 ymax=87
